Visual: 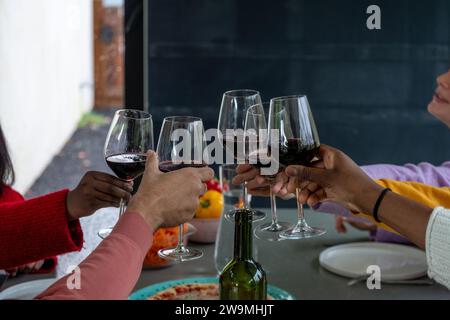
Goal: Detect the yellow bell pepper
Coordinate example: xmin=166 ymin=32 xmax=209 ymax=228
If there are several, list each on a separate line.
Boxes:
xmin=196 ymin=190 xmax=224 ymax=219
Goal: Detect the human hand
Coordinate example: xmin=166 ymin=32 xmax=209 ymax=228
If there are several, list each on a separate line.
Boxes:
xmin=335 ymin=215 xmax=377 ymax=234
xmin=66 ymin=172 xmax=134 ymax=220
xmin=232 ymin=164 xmax=294 ymax=200
xmin=285 ymin=145 xmax=383 ymax=214
xmin=127 ymin=151 xmax=215 ymax=230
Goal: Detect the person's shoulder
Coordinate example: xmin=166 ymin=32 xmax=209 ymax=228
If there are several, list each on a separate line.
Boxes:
xmin=0 ymin=185 xmax=24 ymax=202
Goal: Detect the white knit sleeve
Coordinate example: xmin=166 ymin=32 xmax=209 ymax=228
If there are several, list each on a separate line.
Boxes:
xmin=426 ymin=207 xmax=450 ymax=290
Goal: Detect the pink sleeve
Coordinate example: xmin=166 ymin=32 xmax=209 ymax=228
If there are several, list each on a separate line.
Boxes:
xmin=35 ymin=212 xmax=153 ymax=300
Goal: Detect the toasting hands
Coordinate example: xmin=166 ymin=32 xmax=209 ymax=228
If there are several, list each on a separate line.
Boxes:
xmin=233 ymin=145 xmax=384 ymax=215
xmin=284 ymin=145 xmax=383 ymax=214
xmin=232 ymin=164 xmax=295 ymax=200
xmin=127 ymin=151 xmax=214 ymax=230
xmin=66 ymin=171 xmax=134 ymax=220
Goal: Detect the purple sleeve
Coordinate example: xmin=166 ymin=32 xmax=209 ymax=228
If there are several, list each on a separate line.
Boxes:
xmin=371 ymin=228 xmax=413 ymax=245
xmin=362 ymin=162 xmax=450 ymax=187
xmin=313 ymin=161 xmax=450 ymax=244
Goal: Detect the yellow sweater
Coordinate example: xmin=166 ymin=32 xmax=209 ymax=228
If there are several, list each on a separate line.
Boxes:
xmin=358 ymin=179 xmax=450 ymax=233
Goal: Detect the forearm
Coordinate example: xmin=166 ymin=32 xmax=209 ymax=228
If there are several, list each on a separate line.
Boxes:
xmin=0 ymin=190 xmax=83 ymax=269
xmin=354 ymin=179 xmax=450 ymax=235
xmin=356 ymin=185 xmax=433 ymax=249
xmin=312 ymin=164 xmax=409 ymax=217
xmin=36 ymin=212 xmax=153 ymax=300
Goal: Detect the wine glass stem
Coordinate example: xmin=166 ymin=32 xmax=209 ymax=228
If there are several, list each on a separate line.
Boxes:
xmin=270 ymin=183 xmax=279 ymax=226
xmin=243 ymin=182 xmax=250 ymax=208
xmin=176 ymin=224 xmax=185 ymax=251
xmin=295 ymin=188 xmax=307 ymax=228
xmin=119 ymin=198 xmax=126 ymax=218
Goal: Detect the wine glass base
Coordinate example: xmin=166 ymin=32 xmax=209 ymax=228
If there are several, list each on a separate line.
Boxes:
xmin=280 ymin=225 xmax=326 ymax=240
xmin=98 ymin=228 xmax=113 ymax=240
xmin=254 ymin=221 xmax=292 ymax=242
xmin=225 ymin=209 xmax=266 ymax=222
xmin=158 ymin=247 xmax=203 ymax=262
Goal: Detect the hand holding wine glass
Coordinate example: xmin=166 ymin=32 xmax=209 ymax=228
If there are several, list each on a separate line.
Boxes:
xmin=67 ymin=171 xmax=133 ymax=220
xmin=127 ymin=150 xmax=215 ymax=230
xmin=99 ymin=109 xmax=154 ymax=239
xmin=284 ymin=144 xmax=383 ymax=214
xmin=247 ymin=103 xmax=293 ymax=242
xmin=156 ymin=116 xmax=209 ymax=262
xmin=270 ymin=95 xmax=326 ymax=239
xmin=232 ymin=164 xmax=293 ymax=199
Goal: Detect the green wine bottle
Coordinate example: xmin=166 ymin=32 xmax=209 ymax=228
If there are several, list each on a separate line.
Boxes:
xmin=219 ymin=209 xmax=267 ymax=300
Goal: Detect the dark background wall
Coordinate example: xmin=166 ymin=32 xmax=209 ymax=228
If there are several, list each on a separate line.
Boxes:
xmin=127 ymin=0 xmax=450 ymax=166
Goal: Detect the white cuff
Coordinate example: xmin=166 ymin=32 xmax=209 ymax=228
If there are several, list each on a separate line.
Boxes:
xmin=426 ymin=207 xmax=450 ymax=290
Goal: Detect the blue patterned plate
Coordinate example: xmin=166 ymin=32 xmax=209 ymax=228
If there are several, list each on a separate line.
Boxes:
xmin=129 ymin=277 xmax=295 ymax=300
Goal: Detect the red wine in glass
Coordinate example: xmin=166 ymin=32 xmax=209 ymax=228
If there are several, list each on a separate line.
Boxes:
xmin=106 ymin=153 xmax=147 ymax=181
xmin=248 ymin=148 xmax=275 ymax=169
xmin=159 ymin=161 xmax=207 ymax=173
xmin=279 ymin=138 xmax=320 ymax=167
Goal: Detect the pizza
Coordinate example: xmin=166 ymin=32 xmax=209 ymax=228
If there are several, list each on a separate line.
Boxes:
xmin=147 ymin=283 xmax=274 ymax=300
xmin=148 ymin=283 xmax=219 ymax=300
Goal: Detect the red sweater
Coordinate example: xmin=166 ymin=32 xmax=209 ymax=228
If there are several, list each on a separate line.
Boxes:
xmin=0 ymin=186 xmax=84 ymax=271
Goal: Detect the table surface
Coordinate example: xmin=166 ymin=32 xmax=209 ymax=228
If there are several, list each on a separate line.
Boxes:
xmin=4 ymin=209 xmax=450 ymax=300
xmin=134 ymin=209 xmax=450 ymax=300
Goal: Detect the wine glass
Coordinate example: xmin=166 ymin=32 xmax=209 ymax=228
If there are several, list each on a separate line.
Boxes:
xmin=270 ymin=95 xmax=326 ymax=240
xmin=99 ymin=109 xmax=154 ymax=239
xmin=217 ymin=90 xmax=266 ymax=222
xmin=157 ymin=116 xmax=206 ymax=262
xmin=251 ymin=103 xmax=292 ymax=242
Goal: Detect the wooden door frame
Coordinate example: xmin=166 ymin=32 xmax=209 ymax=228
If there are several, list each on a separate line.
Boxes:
xmin=94 ymin=0 xmax=125 ymax=108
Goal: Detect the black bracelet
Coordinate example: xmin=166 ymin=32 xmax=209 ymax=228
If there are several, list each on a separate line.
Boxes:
xmin=372 ymin=188 xmax=391 ymax=223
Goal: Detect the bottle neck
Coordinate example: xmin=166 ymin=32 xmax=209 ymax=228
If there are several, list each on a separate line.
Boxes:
xmin=233 ymin=209 xmax=253 ymax=261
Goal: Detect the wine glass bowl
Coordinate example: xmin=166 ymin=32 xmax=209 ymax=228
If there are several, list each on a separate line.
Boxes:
xmin=218 ymin=90 xmax=267 ymax=222
xmin=99 ymin=109 xmax=154 ymax=239
xmin=246 ymin=102 xmax=292 ymax=242
xmin=269 ymin=95 xmax=326 ymax=240
xmin=156 ymin=116 xmax=206 ymax=262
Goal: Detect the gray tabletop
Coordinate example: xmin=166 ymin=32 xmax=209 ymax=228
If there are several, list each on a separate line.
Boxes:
xmin=3 ymin=209 xmax=450 ymax=300
xmin=135 ymin=209 xmax=450 ymax=300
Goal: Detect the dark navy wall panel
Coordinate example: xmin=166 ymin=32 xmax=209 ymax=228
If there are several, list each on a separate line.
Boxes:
xmin=144 ymin=0 xmax=450 ymax=165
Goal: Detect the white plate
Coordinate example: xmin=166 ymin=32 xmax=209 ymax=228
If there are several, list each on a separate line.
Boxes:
xmin=0 ymin=278 xmax=56 ymax=300
xmin=319 ymin=242 xmax=428 ymax=281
